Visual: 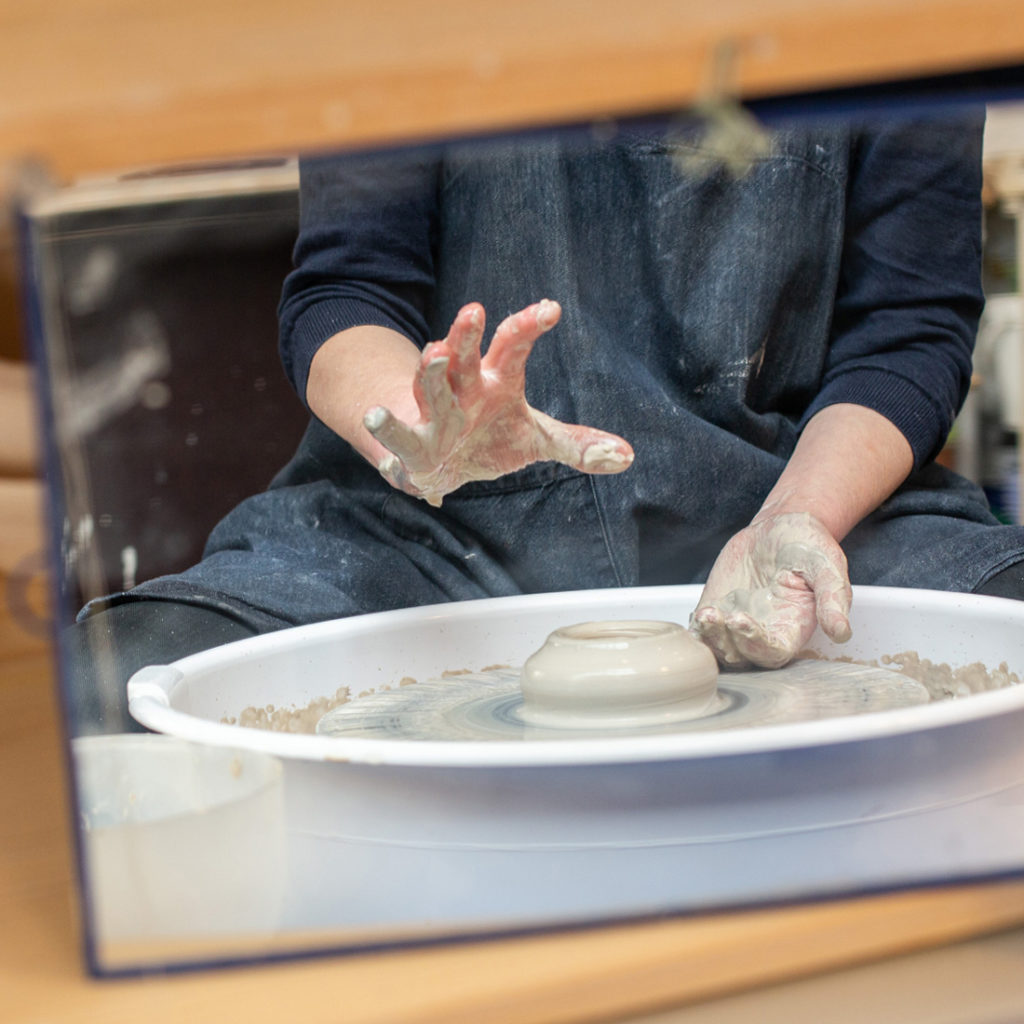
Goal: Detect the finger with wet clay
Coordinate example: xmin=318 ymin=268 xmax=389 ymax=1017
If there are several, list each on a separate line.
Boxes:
xmin=484 ymin=299 xmax=561 ymax=382
xmin=364 ymin=405 xmax=427 ymax=466
xmin=414 ymin=354 xmax=464 ymax=454
xmin=443 ymin=303 xmax=486 ymax=394
xmin=725 ymin=610 xmax=803 ymax=670
xmin=777 ymin=545 xmax=852 ymax=645
xmin=815 ymin=584 xmax=853 ymax=644
xmin=690 ymin=604 xmax=749 ymax=668
xmin=808 ymin=561 xmax=853 ymax=643
xmin=530 ymin=409 xmax=635 ymax=474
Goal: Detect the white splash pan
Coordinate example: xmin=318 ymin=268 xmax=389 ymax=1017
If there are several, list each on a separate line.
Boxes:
xmin=128 ymin=585 xmax=1024 ymax=933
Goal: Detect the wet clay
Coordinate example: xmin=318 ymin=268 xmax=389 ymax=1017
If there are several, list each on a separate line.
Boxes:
xmin=878 ymin=651 xmax=1018 ymax=699
xmin=798 ymin=649 xmax=1021 ymax=700
xmin=227 ymin=645 xmax=1021 ymax=736
xmin=519 ymin=620 xmax=719 ymax=729
xmin=316 ymin=659 xmax=931 ymax=742
xmin=222 ymin=686 xmax=350 ymax=733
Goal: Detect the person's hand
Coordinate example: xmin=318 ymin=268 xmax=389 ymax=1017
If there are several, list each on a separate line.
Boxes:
xmin=364 ymin=299 xmax=634 ymax=506
xmin=690 ymin=512 xmax=852 ymax=669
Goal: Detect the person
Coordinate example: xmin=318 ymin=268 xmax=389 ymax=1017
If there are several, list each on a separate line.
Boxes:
xmin=66 ymin=107 xmax=1024 ymax=732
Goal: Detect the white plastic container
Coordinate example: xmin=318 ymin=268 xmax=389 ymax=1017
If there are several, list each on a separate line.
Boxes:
xmin=127 ymin=585 xmax=1024 ymax=934
xmin=73 ymin=735 xmax=286 ymax=944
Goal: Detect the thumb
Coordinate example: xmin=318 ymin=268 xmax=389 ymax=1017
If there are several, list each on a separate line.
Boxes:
xmin=531 ymin=410 xmax=634 ymax=474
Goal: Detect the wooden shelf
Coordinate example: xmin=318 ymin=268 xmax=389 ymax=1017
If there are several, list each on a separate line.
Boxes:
xmin=1 ymin=0 xmax=1024 ymax=182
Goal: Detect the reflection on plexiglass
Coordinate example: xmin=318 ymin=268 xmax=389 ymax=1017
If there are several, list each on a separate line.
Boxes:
xmin=21 ymin=99 xmax=1024 ymax=972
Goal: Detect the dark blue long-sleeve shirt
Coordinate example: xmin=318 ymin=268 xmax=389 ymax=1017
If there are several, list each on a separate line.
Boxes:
xmin=279 ymin=114 xmax=984 ymax=470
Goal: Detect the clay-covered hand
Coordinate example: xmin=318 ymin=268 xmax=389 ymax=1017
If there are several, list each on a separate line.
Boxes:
xmin=364 ymin=299 xmax=634 ymax=506
xmin=690 ymin=512 xmax=853 ymax=669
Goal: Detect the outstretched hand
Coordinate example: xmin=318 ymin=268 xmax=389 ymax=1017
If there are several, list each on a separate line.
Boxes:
xmin=364 ymin=300 xmax=634 ymax=506
xmin=690 ymin=512 xmax=852 ymax=669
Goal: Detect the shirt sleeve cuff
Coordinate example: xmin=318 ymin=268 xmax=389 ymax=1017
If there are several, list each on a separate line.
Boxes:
xmin=282 ymin=297 xmax=419 ymax=404
xmin=800 ymin=366 xmax=953 ymax=468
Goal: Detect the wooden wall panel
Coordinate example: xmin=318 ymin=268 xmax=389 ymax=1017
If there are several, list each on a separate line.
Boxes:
xmin=1 ymin=0 xmax=1023 ymax=182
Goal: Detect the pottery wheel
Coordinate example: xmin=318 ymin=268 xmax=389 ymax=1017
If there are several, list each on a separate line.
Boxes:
xmin=317 ymin=659 xmax=931 ymax=742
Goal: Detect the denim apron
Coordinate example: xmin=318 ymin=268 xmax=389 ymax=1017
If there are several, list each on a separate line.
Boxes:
xmin=117 ymin=125 xmax=1024 ymax=631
